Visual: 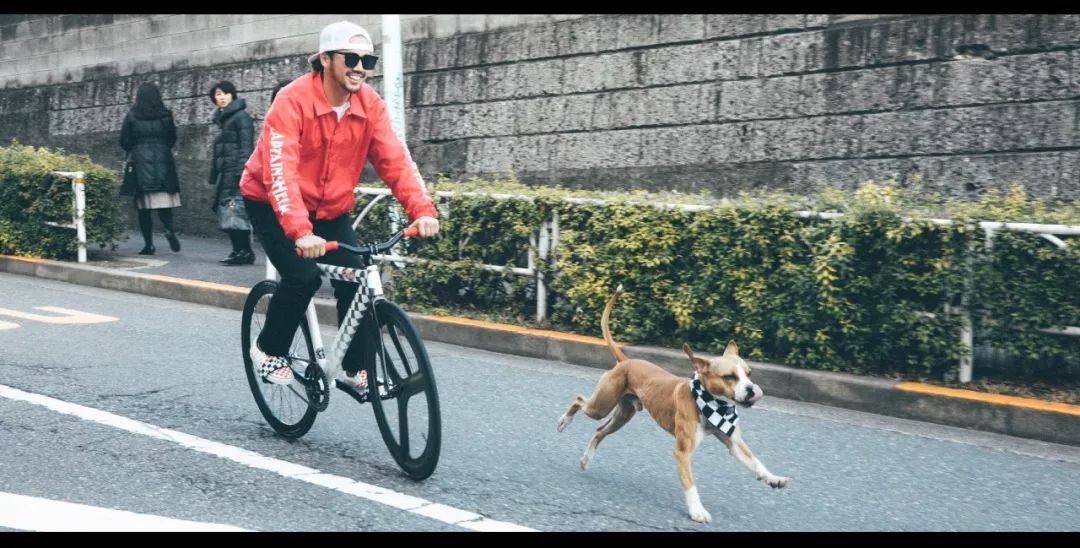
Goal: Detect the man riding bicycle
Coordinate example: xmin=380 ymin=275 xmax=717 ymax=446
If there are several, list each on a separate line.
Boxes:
xmin=240 ymin=20 xmax=439 ymax=388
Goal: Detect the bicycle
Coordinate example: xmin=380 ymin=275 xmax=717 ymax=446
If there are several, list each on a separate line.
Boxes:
xmin=240 ymin=225 xmax=441 ymax=480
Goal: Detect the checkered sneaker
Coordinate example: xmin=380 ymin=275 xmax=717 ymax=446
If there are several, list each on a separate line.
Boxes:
xmin=250 ymin=344 xmax=292 ymax=384
xmin=690 ymin=372 xmax=739 ymax=436
xmin=257 ymin=355 xmax=290 ymax=378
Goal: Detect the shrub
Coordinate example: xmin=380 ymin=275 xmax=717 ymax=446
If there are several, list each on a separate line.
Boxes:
xmin=0 ymin=142 xmax=125 ymax=259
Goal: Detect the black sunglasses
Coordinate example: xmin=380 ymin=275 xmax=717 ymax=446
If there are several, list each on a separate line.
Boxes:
xmin=330 ymin=51 xmax=379 ymax=70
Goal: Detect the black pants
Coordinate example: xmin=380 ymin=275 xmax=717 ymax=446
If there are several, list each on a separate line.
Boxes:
xmin=225 ymin=229 xmax=252 ymax=253
xmin=245 ymin=198 xmax=364 ymax=373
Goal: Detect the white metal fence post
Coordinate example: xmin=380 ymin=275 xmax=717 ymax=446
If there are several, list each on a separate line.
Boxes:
xmin=537 ymin=218 xmax=550 ymax=323
xmin=49 ymin=171 xmax=87 ymax=263
xmin=959 ymin=310 xmax=974 ymax=383
xmin=73 ymin=174 xmax=87 ymax=264
xmin=528 ymin=231 xmax=538 ymax=319
xmin=550 ymin=209 xmax=560 ymax=316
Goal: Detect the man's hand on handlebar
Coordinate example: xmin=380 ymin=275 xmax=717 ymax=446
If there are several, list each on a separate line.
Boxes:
xmin=409 ymin=216 xmax=439 ymax=238
xmin=295 ymin=233 xmax=327 ymax=258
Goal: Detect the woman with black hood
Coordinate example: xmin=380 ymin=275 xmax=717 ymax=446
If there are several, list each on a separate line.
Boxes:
xmin=207 ymin=80 xmax=256 ymax=265
xmin=119 ymin=82 xmax=182 ymax=255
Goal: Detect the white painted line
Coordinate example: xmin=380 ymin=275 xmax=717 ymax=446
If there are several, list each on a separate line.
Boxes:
xmin=0 ymin=306 xmax=118 ymax=324
xmin=0 ymin=383 xmax=537 ymax=532
xmin=459 ymin=518 xmax=538 ymax=532
xmin=0 ymin=320 xmax=18 ymax=330
xmin=0 ymin=492 xmax=249 ymax=532
xmin=414 ymin=503 xmax=482 ymax=523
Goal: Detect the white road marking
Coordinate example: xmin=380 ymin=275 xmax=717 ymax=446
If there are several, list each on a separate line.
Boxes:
xmin=0 ymin=383 xmax=537 ymax=532
xmin=0 ymin=320 xmax=17 ymax=330
xmin=0 ymin=306 xmax=118 ymax=324
xmin=0 ymin=491 xmax=249 ymax=532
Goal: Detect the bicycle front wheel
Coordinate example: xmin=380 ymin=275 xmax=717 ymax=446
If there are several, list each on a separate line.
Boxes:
xmin=361 ymin=300 xmax=442 ymax=480
xmin=241 ymin=280 xmax=318 ymax=438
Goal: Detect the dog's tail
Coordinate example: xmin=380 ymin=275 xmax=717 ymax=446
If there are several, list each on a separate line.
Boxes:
xmin=601 ymin=284 xmax=628 ymax=363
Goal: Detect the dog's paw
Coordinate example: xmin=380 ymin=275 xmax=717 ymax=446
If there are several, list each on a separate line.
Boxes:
xmin=687 ymin=505 xmax=711 ymax=524
xmin=557 ymin=414 xmax=573 ymax=432
xmin=580 ymin=454 xmax=591 ymax=470
xmin=763 ymin=475 xmax=790 ymax=488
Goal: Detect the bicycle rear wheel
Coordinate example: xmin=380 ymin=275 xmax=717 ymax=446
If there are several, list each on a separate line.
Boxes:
xmin=241 ymin=280 xmax=318 ymax=438
xmin=360 ymin=300 xmax=441 ymax=480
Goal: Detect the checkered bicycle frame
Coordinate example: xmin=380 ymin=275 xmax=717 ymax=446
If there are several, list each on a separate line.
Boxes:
xmin=266 ymin=261 xmax=384 ymax=382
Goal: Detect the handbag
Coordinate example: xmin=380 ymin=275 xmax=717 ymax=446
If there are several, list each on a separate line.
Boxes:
xmin=218 ymin=195 xmax=252 ymax=231
xmin=122 ymin=160 xmax=138 ymax=192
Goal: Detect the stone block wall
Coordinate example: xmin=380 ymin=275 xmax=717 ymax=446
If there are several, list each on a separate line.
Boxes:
xmin=1 ymin=14 xmax=1077 ymax=236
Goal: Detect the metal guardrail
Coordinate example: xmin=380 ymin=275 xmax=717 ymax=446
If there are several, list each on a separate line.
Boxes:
xmin=355 ymin=187 xmax=1079 ymax=382
xmin=794 ymin=210 xmax=1079 ymax=383
xmin=355 ymin=187 xmax=557 ymax=323
xmin=42 ymin=171 xmax=87 ymax=264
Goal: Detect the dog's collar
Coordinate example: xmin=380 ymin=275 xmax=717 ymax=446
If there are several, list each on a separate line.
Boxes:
xmin=690 ymin=373 xmax=739 ymax=436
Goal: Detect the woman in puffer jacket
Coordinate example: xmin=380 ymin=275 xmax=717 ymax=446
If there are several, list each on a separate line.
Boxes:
xmin=119 ymin=82 xmax=182 ymax=255
xmin=207 ymin=80 xmax=256 ymax=265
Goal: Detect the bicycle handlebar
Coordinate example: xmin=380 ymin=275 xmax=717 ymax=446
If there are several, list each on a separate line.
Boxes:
xmin=295 ymin=225 xmax=419 ymax=257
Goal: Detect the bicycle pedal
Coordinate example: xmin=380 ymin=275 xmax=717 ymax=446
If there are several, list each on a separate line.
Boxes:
xmin=304 ymin=363 xmax=330 ymax=412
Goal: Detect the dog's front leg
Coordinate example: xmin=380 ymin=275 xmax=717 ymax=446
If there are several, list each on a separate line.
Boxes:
xmin=717 ymin=427 xmax=790 ymax=488
xmin=675 ymin=428 xmax=711 ymax=523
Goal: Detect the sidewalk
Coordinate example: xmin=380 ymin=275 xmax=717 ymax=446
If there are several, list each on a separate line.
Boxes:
xmin=3 ymin=231 xmax=1079 ymax=446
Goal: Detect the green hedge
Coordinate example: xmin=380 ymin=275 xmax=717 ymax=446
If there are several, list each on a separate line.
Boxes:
xmin=355 ymin=179 xmax=1080 ymax=382
xmin=0 ymin=143 xmax=125 ymax=259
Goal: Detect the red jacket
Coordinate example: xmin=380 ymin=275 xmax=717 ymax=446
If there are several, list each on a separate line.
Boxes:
xmin=240 ymin=72 xmax=436 ymax=240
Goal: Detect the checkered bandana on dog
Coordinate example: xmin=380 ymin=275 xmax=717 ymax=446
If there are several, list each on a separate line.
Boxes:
xmin=690 ymin=373 xmax=739 ymax=436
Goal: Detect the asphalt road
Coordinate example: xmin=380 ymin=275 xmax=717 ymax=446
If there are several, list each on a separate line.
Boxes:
xmin=1 ymin=272 xmax=1078 ymax=531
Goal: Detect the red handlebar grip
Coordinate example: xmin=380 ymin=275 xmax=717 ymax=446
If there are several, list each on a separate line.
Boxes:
xmin=295 ymin=240 xmax=339 ymax=256
xmin=403 ymin=226 xmax=419 ymax=238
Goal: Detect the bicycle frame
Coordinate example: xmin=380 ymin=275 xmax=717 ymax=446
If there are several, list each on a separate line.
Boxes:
xmin=264 ymin=258 xmax=384 ymax=382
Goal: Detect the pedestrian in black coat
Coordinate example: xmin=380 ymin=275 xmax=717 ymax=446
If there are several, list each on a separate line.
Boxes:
xmin=208 ymin=80 xmax=256 ymax=265
xmin=119 ymin=82 xmax=182 ymax=255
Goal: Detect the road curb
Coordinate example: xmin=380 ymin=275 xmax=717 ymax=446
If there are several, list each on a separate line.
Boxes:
xmin=3 ymin=254 xmax=1078 ymax=446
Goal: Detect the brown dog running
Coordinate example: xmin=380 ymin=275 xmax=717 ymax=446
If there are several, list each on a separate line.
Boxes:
xmin=556 ymin=285 xmax=790 ymax=524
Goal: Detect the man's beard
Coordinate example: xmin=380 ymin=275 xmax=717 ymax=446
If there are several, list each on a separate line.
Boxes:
xmin=340 ymin=72 xmax=365 ymax=90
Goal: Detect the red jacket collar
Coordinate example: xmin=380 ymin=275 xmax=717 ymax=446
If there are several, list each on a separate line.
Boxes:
xmin=309 ymin=72 xmax=367 ymax=120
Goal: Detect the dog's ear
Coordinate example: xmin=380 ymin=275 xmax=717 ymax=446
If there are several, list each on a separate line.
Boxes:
xmin=723 ymin=340 xmax=739 ymax=357
xmin=683 ymin=343 xmax=710 ymax=373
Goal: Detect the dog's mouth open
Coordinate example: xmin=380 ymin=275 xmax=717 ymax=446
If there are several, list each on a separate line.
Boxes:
xmin=737 ymin=391 xmax=763 ymax=408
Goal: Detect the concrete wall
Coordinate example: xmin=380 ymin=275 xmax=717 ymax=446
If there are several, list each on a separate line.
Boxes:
xmin=1 ymin=14 xmax=1078 ymax=237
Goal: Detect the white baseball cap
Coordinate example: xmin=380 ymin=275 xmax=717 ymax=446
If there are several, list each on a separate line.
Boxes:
xmin=308 ymin=21 xmax=374 ymax=65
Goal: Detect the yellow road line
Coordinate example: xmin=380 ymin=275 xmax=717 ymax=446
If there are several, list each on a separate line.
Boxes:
xmin=896 ymin=382 xmax=1080 ymax=416
xmin=0 ymin=255 xmax=45 ymax=263
xmin=2 ymin=255 xmax=248 ymax=294
xmin=140 ymin=273 xmax=249 ymax=294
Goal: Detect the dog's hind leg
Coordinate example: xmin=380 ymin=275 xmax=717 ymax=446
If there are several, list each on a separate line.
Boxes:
xmin=580 ymin=395 xmax=638 ymax=470
xmin=557 ymin=395 xmax=589 ymax=432
xmin=557 ymin=368 xmax=625 ymax=432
